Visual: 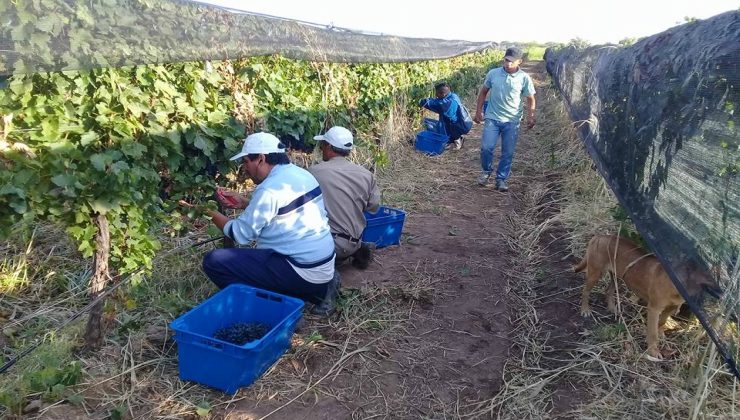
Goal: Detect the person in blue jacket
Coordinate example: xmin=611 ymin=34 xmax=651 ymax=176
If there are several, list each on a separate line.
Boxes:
xmin=419 ymin=82 xmax=473 ymax=150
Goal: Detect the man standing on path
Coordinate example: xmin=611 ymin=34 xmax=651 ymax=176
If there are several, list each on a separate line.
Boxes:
xmin=474 ymin=47 xmax=536 ymax=192
xmin=309 ymin=126 xmax=381 ymax=269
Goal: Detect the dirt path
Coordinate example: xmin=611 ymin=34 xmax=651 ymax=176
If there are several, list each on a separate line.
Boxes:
xmin=218 ymin=62 xmax=565 ymax=420
xmin=228 ymin=118 xmax=514 ymax=420
xmin=486 ymin=60 xmax=596 ymax=419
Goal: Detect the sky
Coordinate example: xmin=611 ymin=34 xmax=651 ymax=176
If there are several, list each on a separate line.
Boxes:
xmin=193 ymin=0 xmax=737 ymax=44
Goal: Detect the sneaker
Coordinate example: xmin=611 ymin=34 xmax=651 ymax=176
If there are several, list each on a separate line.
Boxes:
xmin=477 ymin=172 xmax=491 ymax=186
xmin=453 ymin=139 xmax=462 ymax=150
xmin=496 ymin=179 xmax=509 ymax=192
xmin=310 ymin=270 xmax=341 ymax=316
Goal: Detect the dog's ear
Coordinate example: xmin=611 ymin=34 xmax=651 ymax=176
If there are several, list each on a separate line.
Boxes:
xmin=703 ymin=283 xmax=723 ymax=300
xmin=679 ymin=259 xmax=723 ymax=299
xmin=702 ymin=263 xmax=724 ymax=299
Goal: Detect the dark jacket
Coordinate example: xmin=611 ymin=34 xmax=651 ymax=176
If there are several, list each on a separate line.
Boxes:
xmin=420 ymin=92 xmax=472 ymax=140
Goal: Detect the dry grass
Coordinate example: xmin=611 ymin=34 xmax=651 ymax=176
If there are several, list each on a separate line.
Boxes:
xmin=374 ymin=101 xmax=483 ymax=219
xmin=464 ymin=174 xmax=561 ymax=419
xmin=0 ymin=224 xmax=89 ymax=297
xmin=0 ymin=230 xmax=433 ymax=418
xmin=479 ymin=78 xmax=740 ymax=419
xmin=0 ymin=225 xmax=92 ymax=416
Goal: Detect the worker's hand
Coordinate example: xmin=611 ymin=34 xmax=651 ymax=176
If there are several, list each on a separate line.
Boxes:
xmin=526 ymin=114 xmax=536 ymax=130
xmin=418 ymin=98 xmax=428 ymax=107
xmin=216 ymin=188 xmax=248 ymax=209
xmin=178 ymin=199 xmax=195 ymax=209
xmin=474 ymin=111 xmax=484 ymax=124
xmin=178 ymin=198 xmax=207 ymax=218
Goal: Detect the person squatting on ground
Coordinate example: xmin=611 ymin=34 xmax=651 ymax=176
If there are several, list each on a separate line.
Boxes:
xmin=189 ymin=132 xmax=340 ymax=315
xmin=474 ymin=47 xmax=536 ymax=192
xmin=308 ymin=126 xmax=381 ymax=269
xmin=419 ymin=82 xmax=473 ymax=150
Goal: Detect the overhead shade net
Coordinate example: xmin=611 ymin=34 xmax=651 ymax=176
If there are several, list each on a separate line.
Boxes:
xmin=0 ymin=0 xmax=495 ymax=76
xmin=545 ymin=11 xmax=739 ymax=374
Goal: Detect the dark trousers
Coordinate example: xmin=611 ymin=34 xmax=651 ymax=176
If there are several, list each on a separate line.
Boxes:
xmin=202 ymin=248 xmax=330 ymax=304
xmin=443 ymin=120 xmax=465 ymax=141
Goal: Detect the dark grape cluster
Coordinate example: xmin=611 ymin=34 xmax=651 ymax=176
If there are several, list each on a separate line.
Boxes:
xmin=213 ymin=322 xmax=270 ymax=345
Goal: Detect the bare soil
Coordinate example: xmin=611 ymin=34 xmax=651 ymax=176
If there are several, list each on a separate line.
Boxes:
xmin=220 ymin=60 xmax=590 ymax=419
xmin=230 ymin=114 xmax=517 ymax=420
xmin=26 ymin=61 xmax=599 ymax=420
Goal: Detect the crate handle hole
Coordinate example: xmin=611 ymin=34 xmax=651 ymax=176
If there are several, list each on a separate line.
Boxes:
xmin=200 ymin=339 xmax=224 ymax=350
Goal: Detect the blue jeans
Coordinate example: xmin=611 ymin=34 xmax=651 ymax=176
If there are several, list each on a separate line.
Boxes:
xmin=202 ymin=248 xmax=331 ymax=304
xmin=480 ymin=119 xmax=520 ymax=181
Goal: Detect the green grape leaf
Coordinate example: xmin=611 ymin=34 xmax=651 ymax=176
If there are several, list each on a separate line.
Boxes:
xmin=51 ymin=174 xmax=76 ymax=187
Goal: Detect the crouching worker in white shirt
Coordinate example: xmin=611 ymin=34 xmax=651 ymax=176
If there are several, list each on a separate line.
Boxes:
xmin=190 ymin=133 xmax=339 ymax=316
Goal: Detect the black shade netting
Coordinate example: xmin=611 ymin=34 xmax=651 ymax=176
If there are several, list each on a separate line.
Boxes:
xmin=545 ymin=11 xmax=740 ymax=376
xmin=0 ymin=0 xmax=495 ymax=76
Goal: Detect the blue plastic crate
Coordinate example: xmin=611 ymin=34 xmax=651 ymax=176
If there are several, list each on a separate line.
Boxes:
xmin=422 ymin=117 xmax=444 ymax=133
xmin=415 ymin=130 xmax=448 ymax=156
xmin=415 ymin=117 xmax=448 ymax=156
xmin=170 ymin=284 xmax=304 ymax=394
xmin=362 ymin=206 xmax=406 ymax=248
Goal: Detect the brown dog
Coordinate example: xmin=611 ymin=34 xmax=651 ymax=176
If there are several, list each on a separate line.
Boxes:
xmin=573 ymin=235 xmax=715 ymax=360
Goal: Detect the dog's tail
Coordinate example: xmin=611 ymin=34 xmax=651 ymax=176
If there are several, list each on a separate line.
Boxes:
xmin=573 ymin=258 xmax=587 ymax=273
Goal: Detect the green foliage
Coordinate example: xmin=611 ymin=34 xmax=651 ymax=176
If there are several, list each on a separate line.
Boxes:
xmin=236 ymin=51 xmax=499 ymax=146
xmin=0 ymin=62 xmax=244 ymax=274
xmin=567 ymin=38 xmax=591 ymax=49
xmin=524 ymin=44 xmax=547 ymax=61
xmin=609 ymin=205 xmax=648 ymax=250
xmin=1 ymin=49 xmax=500 ymax=277
xmin=0 ymin=360 xmax=82 ymax=414
xmin=109 ymin=405 xmax=128 ymax=420
xmin=153 ymin=289 xmax=198 ymax=318
xmin=195 ymin=401 xmax=212 ymax=417
xmin=27 ymin=361 xmax=82 ymax=395
xmin=618 ymin=38 xmax=638 ymax=47
xmin=594 ymin=322 xmax=627 ymax=341
xmin=305 ymin=330 xmax=324 ymax=344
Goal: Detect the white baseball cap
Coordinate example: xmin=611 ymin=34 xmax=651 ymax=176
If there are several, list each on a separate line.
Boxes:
xmin=229 ymin=132 xmax=285 ymax=161
xmin=313 ymin=126 xmax=354 ymax=150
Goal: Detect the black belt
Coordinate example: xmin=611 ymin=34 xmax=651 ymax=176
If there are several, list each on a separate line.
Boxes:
xmin=333 ymin=232 xmax=360 ymax=243
xmin=288 ymin=252 xmax=336 ymax=268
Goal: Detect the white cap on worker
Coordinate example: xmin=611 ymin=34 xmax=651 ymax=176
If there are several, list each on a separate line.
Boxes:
xmin=313 ymin=126 xmax=354 ymax=150
xmin=229 ymin=132 xmax=286 ymax=161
